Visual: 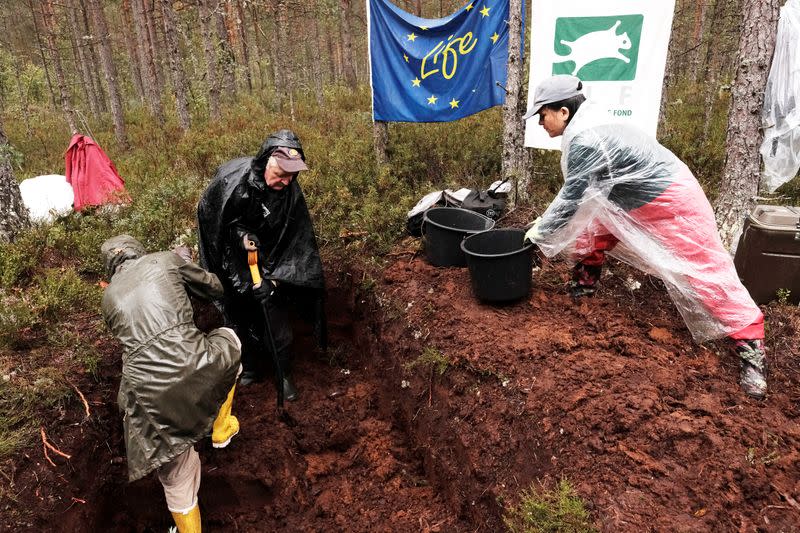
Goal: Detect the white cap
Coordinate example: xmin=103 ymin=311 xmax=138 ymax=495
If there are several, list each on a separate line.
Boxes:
xmin=522 ymin=75 xmax=583 ymax=120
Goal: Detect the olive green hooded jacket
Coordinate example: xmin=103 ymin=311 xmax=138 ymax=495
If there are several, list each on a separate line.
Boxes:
xmin=101 ymin=235 xmax=241 ymax=481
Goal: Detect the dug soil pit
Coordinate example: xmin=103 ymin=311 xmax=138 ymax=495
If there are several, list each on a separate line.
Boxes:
xmin=3 ymin=249 xmax=800 ymax=532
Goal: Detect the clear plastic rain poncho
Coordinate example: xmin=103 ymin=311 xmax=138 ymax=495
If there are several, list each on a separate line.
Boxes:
xmin=760 ymin=0 xmax=800 ymax=192
xmin=534 ymin=101 xmax=762 ymax=342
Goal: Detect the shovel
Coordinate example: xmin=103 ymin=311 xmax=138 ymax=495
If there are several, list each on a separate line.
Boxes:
xmin=246 ymin=240 xmax=291 ymax=420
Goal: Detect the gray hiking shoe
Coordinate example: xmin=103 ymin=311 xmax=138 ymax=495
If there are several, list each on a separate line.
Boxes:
xmin=734 ymin=340 xmax=767 ymax=400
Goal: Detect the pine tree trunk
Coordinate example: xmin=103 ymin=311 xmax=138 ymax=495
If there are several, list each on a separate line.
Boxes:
xmin=199 ymin=0 xmax=221 ymax=119
xmin=326 ymin=20 xmax=339 ymax=83
xmin=714 ymin=0 xmax=781 ymax=249
xmin=133 ymin=0 xmax=165 ymax=120
xmin=275 ymin=1 xmax=290 ymax=107
xmin=143 ymin=0 xmax=165 ymax=91
xmin=42 ymin=1 xmax=78 ymax=133
xmin=214 ymin=1 xmax=237 ymax=97
xmin=338 ymin=0 xmax=357 ymax=89
xmin=689 ymin=0 xmax=708 ymax=81
xmin=0 ymin=121 xmax=30 ymax=243
xmin=86 ymin=0 xmax=128 ymax=147
xmin=247 ymin=2 xmax=268 ymax=89
xmin=68 ymin=0 xmax=101 ymax=118
xmin=373 ymin=121 xmax=388 ymax=166
xmin=235 ymin=0 xmax=253 ymax=93
xmin=701 ymin=0 xmax=723 ymax=141
xmin=159 ymin=0 xmax=191 ymax=130
xmin=77 ymin=0 xmax=108 ymax=113
xmin=502 ymin=0 xmax=525 ymax=204
xmin=29 ymin=0 xmax=57 ymax=110
xmin=311 ymin=0 xmax=324 ymax=105
xmin=658 ymin=1 xmax=681 ymax=134
xmin=121 ymin=0 xmax=146 ymax=103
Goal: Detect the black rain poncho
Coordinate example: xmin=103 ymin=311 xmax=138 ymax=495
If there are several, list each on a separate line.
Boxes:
xmin=197 ymin=131 xmax=326 ymax=348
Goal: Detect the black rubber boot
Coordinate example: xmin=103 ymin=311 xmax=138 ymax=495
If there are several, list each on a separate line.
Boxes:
xmin=278 ymin=351 xmax=298 ymax=402
xmin=570 ymin=262 xmax=602 ymax=298
xmin=733 ymin=339 xmax=767 ymax=400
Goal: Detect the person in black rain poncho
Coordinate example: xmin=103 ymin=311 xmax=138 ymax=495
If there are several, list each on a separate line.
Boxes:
xmin=197 ymin=130 xmax=326 ymax=402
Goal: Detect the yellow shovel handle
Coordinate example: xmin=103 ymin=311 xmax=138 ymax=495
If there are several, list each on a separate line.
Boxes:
xmin=247 ymin=250 xmax=262 ymax=286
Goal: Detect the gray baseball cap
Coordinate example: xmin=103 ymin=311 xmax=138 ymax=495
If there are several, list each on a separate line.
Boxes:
xmin=522 ymin=75 xmax=583 ymax=120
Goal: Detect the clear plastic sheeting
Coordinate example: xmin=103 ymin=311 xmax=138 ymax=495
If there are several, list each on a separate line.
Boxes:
xmin=760 ymin=0 xmax=800 ymax=192
xmin=18 ymin=174 xmax=73 ymax=223
xmin=533 ymin=102 xmax=762 ymax=342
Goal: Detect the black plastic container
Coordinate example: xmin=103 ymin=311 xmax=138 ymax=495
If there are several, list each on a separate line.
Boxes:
xmin=423 ymin=207 xmax=495 ymax=267
xmin=461 ymin=228 xmax=534 ymax=302
xmin=734 ymin=205 xmax=800 ymax=304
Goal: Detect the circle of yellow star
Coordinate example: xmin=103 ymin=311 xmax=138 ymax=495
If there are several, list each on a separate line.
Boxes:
xmin=465 ymin=3 xmax=474 ymax=11
xmin=407 ymin=32 xmax=417 ymax=42
xmin=420 ymin=26 xmax=428 ymax=30
xmin=449 ymin=98 xmax=459 ymax=109
xmin=480 ymin=5 xmax=490 ymax=17
xmin=403 ymin=53 xmax=409 ymax=62
xmin=427 ymin=95 xmax=438 ymax=105
xmin=491 ymin=32 xmax=499 ymax=44
xmin=412 ymin=78 xmax=421 ymax=87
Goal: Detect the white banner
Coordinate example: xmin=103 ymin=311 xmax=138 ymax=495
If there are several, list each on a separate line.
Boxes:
xmin=524 ymin=0 xmax=675 ymax=149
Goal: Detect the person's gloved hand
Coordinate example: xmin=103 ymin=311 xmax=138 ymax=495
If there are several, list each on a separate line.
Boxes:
xmin=252 ymin=280 xmax=278 ymax=304
xmin=524 ymin=217 xmax=543 ymax=244
xmin=242 ymin=233 xmax=260 ymax=251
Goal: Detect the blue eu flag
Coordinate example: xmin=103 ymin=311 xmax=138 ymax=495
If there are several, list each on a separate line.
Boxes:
xmin=368 ymin=0 xmax=521 ymax=122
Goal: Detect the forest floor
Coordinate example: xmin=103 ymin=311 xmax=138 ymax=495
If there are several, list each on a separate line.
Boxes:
xmin=2 ymin=215 xmax=800 ymax=532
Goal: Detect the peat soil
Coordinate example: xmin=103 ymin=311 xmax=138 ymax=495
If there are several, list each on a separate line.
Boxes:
xmin=2 ymin=237 xmax=800 ymax=532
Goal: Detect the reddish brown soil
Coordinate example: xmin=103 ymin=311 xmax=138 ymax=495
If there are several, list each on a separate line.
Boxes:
xmin=2 ymin=243 xmax=800 ymax=532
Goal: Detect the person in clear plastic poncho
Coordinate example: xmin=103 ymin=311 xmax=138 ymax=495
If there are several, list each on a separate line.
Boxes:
xmin=523 ymin=75 xmax=768 ymax=400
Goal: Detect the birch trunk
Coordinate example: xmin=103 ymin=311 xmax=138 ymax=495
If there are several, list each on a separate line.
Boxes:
xmin=0 ymin=122 xmax=29 ymax=243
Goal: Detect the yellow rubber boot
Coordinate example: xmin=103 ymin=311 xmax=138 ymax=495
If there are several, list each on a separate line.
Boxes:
xmin=212 ymin=384 xmax=239 ymax=448
xmin=171 ymin=503 xmax=201 ymax=533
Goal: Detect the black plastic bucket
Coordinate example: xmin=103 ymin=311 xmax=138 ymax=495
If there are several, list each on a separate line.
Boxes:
xmin=461 ymin=228 xmax=534 ymax=302
xmin=423 ymin=207 xmax=496 ymax=267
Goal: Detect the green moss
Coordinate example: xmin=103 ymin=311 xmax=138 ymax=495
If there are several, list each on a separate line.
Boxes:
xmin=504 ymin=480 xmax=595 ymax=533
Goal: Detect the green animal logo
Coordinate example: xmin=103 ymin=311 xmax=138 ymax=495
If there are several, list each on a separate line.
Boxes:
xmin=553 ymin=15 xmax=643 ymax=81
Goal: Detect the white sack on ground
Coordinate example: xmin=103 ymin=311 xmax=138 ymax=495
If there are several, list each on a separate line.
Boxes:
xmin=760 ymin=0 xmax=800 ymax=192
xmin=19 ymin=174 xmax=74 ymax=223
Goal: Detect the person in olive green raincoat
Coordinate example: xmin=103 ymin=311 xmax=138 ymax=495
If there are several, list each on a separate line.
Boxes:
xmin=100 ymin=235 xmax=242 ymax=532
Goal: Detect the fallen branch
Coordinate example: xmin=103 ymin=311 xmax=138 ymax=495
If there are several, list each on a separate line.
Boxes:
xmin=771 ymin=483 xmax=800 ymax=512
xmin=67 ymin=380 xmax=90 ymax=419
xmin=41 ymin=427 xmax=71 ymax=466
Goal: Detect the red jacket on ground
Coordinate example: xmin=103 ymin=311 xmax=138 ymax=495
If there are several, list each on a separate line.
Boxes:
xmin=65 ymin=133 xmax=127 ymax=211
